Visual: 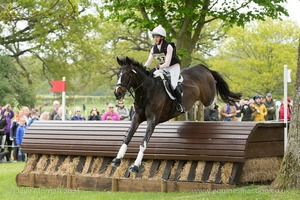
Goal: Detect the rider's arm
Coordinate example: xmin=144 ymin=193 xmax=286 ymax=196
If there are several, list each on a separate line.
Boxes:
xmin=144 ymin=47 xmax=154 ymax=68
xmin=159 ymin=44 xmax=173 ymax=68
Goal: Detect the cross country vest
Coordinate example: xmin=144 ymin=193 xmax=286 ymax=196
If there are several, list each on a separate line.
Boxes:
xmin=152 ymin=41 xmax=180 ymax=66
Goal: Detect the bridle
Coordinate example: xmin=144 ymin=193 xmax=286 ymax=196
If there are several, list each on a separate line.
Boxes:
xmin=116 ymin=65 xmax=152 ymax=99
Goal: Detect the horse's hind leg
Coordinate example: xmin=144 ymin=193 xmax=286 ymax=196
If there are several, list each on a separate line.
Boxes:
xmin=112 ymin=115 xmax=141 ymax=167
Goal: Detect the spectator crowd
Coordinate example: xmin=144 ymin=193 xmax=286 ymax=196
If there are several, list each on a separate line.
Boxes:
xmin=204 ymin=93 xmax=293 ymax=122
xmin=0 ymin=100 xmax=135 ymax=163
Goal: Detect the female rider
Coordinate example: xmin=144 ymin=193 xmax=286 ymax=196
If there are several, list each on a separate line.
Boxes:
xmin=144 ymin=25 xmax=185 ymax=113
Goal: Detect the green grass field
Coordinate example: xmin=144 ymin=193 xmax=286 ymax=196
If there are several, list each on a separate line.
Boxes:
xmin=0 ymin=162 xmax=299 ymax=200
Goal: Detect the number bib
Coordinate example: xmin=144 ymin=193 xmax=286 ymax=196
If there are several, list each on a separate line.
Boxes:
xmin=153 ymin=53 xmax=166 ymax=65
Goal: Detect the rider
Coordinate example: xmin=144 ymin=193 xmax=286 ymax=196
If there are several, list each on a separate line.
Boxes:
xmin=144 ymin=25 xmax=185 ymax=113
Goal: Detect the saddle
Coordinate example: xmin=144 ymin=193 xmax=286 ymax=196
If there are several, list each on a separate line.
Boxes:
xmin=153 ymin=70 xmax=183 ymax=100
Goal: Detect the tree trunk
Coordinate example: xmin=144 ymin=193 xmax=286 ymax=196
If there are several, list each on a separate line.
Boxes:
xmin=271 ymin=39 xmax=300 ymax=189
xmin=177 ymin=38 xmax=194 ymax=68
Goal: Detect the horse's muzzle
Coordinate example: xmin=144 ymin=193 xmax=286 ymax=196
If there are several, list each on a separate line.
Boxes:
xmin=114 ymin=86 xmax=126 ymax=100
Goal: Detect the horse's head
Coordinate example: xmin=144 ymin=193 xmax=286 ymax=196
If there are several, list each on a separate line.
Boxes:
xmin=114 ymin=57 xmax=146 ymax=100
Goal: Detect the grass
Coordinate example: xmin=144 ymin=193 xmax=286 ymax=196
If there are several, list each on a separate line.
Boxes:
xmin=0 ymin=162 xmax=299 ymax=200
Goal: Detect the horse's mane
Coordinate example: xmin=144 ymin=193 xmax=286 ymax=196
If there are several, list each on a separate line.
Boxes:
xmin=118 ymin=57 xmax=147 ymax=73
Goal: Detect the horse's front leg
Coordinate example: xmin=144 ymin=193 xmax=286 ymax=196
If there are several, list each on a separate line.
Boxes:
xmin=112 ymin=114 xmax=142 ymax=167
xmin=129 ymin=115 xmax=156 ymax=173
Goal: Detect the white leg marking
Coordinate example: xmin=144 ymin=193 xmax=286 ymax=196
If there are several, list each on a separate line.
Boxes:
xmin=134 ymin=141 xmax=147 ymax=167
xmin=116 ymin=144 xmax=127 ymax=159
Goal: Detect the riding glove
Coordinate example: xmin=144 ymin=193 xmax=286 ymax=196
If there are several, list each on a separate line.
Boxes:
xmin=149 ymin=68 xmax=157 ymax=74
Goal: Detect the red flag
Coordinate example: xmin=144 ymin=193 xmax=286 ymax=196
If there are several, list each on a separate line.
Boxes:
xmin=50 ymin=81 xmax=66 ymax=92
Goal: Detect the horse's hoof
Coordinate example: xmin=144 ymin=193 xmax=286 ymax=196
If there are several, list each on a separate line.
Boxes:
xmin=129 ymin=165 xmax=139 ymax=173
xmin=112 ymin=158 xmax=121 ymax=167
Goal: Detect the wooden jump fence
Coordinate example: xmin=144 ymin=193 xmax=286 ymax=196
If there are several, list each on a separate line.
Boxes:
xmin=16 ymin=121 xmax=284 ymax=192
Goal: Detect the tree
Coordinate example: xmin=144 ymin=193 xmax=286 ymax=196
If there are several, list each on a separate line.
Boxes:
xmin=271 ymin=39 xmax=300 ymax=189
xmin=0 ymin=0 xmax=91 ymax=84
xmin=0 ymin=1 xmax=152 ymax=96
xmin=0 ymin=56 xmax=35 ymax=108
xmin=208 ymin=19 xmax=299 ymax=99
xmin=100 ymin=0 xmax=288 ymax=67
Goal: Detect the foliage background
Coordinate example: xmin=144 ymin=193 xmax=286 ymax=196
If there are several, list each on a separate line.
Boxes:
xmin=0 ymin=0 xmax=299 ymax=108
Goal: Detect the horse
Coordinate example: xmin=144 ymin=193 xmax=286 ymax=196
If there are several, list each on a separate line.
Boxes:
xmin=112 ymin=56 xmax=241 ymax=173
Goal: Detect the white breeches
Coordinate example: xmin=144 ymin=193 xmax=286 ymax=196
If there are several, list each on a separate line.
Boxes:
xmin=161 ymin=63 xmax=180 ymax=89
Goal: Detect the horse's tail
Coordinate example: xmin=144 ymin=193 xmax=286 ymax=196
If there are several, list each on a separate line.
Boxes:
xmin=210 ymin=70 xmax=242 ymax=102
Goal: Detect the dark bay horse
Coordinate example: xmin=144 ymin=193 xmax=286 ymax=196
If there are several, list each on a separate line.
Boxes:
xmin=112 ymin=57 xmax=241 ymax=172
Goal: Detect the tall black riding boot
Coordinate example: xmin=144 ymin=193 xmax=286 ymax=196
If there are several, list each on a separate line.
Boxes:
xmin=174 ymin=86 xmax=185 ymax=113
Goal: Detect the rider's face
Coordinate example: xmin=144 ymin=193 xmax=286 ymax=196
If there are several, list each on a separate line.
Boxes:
xmin=153 ymin=35 xmax=163 ymax=44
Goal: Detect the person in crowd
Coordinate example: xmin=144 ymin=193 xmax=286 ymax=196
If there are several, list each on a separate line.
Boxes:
xmin=10 ymin=110 xmax=23 ymax=162
xmin=234 ymin=100 xmax=242 ymax=121
xmin=102 ymin=103 xmax=120 ymax=121
xmin=40 ymin=111 xmax=50 ymax=120
xmin=49 ymin=100 xmax=60 ymax=120
xmin=21 ymin=106 xmax=30 ymax=125
xmin=279 ymin=97 xmax=293 ymax=121
xmin=251 ymin=95 xmax=268 ymax=122
xmin=240 ymin=97 xmax=253 ymax=121
xmin=28 ymin=109 xmax=40 ymax=126
xmin=28 ymin=108 xmax=39 ymax=121
xmin=220 ymin=100 xmax=237 ymax=121
xmin=15 ymin=116 xmax=27 ymax=162
xmin=53 ymin=107 xmax=68 ymax=120
xmin=71 ymin=107 xmax=86 ymax=121
xmin=204 ymin=97 xmax=219 ymax=121
xmin=116 ymin=101 xmax=129 ymax=120
xmin=264 ymin=93 xmax=276 ymax=121
xmin=0 ymin=112 xmax=8 ymax=154
xmin=0 ymin=104 xmax=14 ymax=161
xmin=88 ymin=107 xmax=101 ymax=121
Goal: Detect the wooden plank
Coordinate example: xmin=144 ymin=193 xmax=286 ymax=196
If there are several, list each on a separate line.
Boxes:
xmin=32 ymin=154 xmax=41 ymax=171
xmin=245 ymin=142 xmax=284 ymax=158
xmin=171 ymin=160 xmax=187 ymax=181
xmin=23 ymin=138 xmax=247 ymax=145
xmin=248 ymin=127 xmax=284 ymax=142
xmin=99 ymin=157 xmax=111 ymax=174
xmin=22 ymin=146 xmax=246 ymax=158
xmin=20 ymin=149 xmax=245 ymax=162
xmin=86 ymin=156 xmax=96 ymax=174
xmin=229 ymin=162 xmax=244 ymax=184
xmin=162 ymin=160 xmax=174 ymax=180
xmin=117 ymin=179 xmax=161 ymax=192
xmin=22 ymin=142 xmax=247 ymax=153
xmin=201 ymin=161 xmax=213 ymax=182
xmin=72 ymin=176 xmax=112 ymax=191
xmin=76 ymin=156 xmax=86 ymax=173
xmin=55 ymin=155 xmax=66 ymax=172
xmin=187 ymin=161 xmax=198 ymax=181
xmin=214 ymin=162 xmax=225 ymax=183
xmin=149 ymin=160 xmax=160 ymax=178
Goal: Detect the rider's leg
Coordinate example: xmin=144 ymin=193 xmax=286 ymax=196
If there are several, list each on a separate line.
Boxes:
xmin=168 ymin=65 xmax=185 ymax=113
xmin=174 ymin=84 xmax=185 ymax=113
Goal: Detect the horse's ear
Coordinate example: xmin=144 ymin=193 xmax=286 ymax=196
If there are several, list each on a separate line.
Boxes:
xmin=126 ymin=56 xmax=131 ymax=64
xmin=117 ymin=57 xmax=122 ymax=65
